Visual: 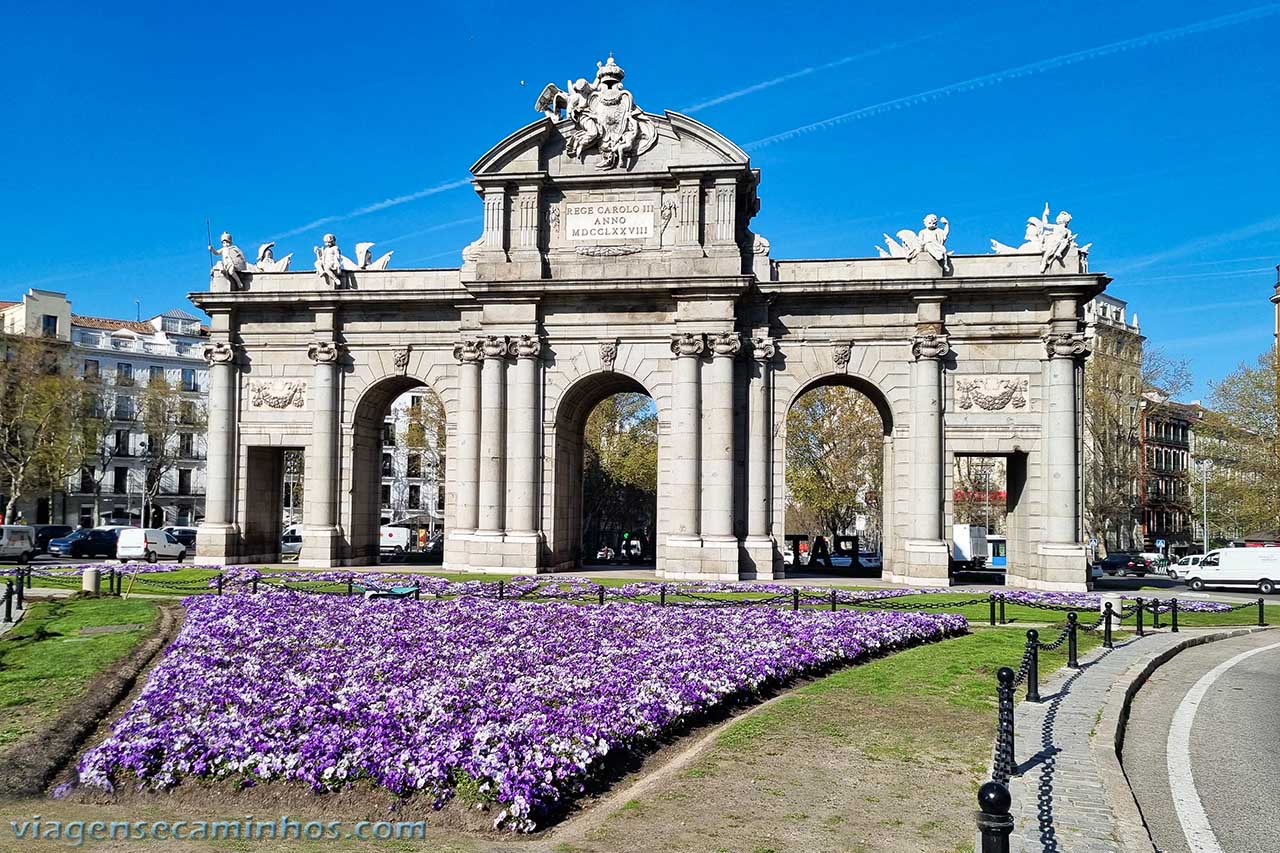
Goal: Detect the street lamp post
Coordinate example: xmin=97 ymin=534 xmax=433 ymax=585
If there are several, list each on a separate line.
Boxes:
xmin=1199 ymin=458 xmax=1210 ymax=554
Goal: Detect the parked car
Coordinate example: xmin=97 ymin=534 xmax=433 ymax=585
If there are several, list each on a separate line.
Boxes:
xmin=281 ymin=529 xmax=302 ymax=561
xmin=163 ymin=526 xmax=198 ymax=550
xmin=117 ymin=528 xmax=187 ymax=563
xmin=595 ymin=546 xmax=615 ymax=560
xmin=380 ymin=525 xmax=411 ymax=558
xmin=1185 ymin=548 xmax=1280 ymax=594
xmin=0 ymin=526 xmax=37 ymax=564
xmin=31 ymin=524 xmax=73 ymax=555
xmin=49 ymin=527 xmax=121 ymax=559
xmin=858 ymin=552 xmax=883 ymax=571
xmin=1167 ymin=554 xmax=1203 ymax=580
xmin=423 ymin=532 xmax=444 ymax=558
xmin=1095 ymin=553 xmax=1145 ymax=576
xmin=1137 ymin=552 xmax=1168 ymax=573
xmin=783 ymin=548 xmax=795 ymax=566
xmin=1090 ymin=562 xmax=1103 ymax=582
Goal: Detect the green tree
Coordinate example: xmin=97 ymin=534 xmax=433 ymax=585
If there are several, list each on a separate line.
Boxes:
xmin=138 ymin=376 xmax=207 ymax=527
xmin=1199 ymin=346 xmax=1280 ymax=538
xmin=0 ymin=337 xmax=86 ymax=521
xmin=581 ymin=393 xmax=657 ymax=556
xmin=785 ymin=385 xmax=884 ymax=541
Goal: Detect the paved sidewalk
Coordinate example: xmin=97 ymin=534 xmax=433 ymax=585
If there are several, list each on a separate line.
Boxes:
xmin=1006 ymin=630 xmax=1201 ymax=852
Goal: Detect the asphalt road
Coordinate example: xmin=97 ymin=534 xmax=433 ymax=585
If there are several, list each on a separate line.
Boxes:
xmin=1123 ymin=630 xmax=1280 ymax=853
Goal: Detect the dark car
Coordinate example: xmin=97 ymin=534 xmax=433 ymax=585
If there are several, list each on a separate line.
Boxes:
xmin=49 ymin=528 xmax=120 ymax=559
xmin=163 ymin=526 xmax=198 ymax=550
xmin=1095 ymin=553 xmax=1145 ymax=576
xmin=32 ymin=524 xmax=73 ymax=554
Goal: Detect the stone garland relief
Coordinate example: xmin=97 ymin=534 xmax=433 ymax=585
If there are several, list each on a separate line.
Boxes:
xmin=955 ymin=376 xmax=1029 ymax=411
xmin=249 ymin=379 xmax=307 ymax=410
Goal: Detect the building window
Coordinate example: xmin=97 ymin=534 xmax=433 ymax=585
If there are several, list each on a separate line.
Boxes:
xmin=84 ymin=359 xmax=100 ymax=381
xmin=177 ymin=469 xmax=191 ymax=496
xmin=407 ymin=454 xmax=421 ymax=478
xmin=149 ymin=365 xmax=165 ymax=385
xmin=80 ymin=467 xmax=95 ymax=492
xmin=115 ymin=429 xmax=131 ymax=456
xmin=408 ymin=485 xmax=421 ymax=510
xmin=179 ymin=433 xmax=194 ymax=458
xmin=113 ymin=467 xmax=128 ymax=495
xmin=41 ymin=314 xmax=58 ymax=338
xmin=179 ymin=401 xmax=195 ymax=424
xmin=381 ymin=453 xmax=393 ymax=477
xmin=116 ymin=363 xmax=134 ymax=386
xmin=79 ymin=505 xmax=93 ymax=527
xmin=382 ymin=422 xmax=396 ymax=445
xmin=380 ymin=484 xmax=391 ymax=507
xmin=176 ymin=505 xmax=191 ymax=525
xmin=410 ymin=395 xmax=422 ymax=413
xmin=181 ymin=368 xmax=197 ymax=392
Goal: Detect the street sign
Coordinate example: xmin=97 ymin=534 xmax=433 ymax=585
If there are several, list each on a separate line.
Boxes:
xmin=1155 ymin=539 xmax=1166 ymax=549
xmin=1088 ymin=538 xmax=1098 ymax=548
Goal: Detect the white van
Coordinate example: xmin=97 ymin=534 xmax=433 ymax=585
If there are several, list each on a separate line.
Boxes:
xmin=380 ymin=525 xmax=411 ymax=557
xmin=1185 ymin=548 xmax=1280 ymax=595
xmin=0 ymin=526 xmax=36 ymax=564
xmin=117 ymin=528 xmax=187 ymax=563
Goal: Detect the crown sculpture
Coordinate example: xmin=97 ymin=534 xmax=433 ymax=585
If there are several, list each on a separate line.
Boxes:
xmin=535 ymin=53 xmax=659 ymax=170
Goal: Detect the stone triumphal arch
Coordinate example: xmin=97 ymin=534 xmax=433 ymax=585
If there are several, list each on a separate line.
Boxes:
xmin=194 ymin=56 xmax=1106 ymax=591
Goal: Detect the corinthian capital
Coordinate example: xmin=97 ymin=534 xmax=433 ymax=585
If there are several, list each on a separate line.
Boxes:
xmin=480 ymin=335 xmax=509 ymax=359
xmin=1043 ymin=331 xmax=1090 ymax=360
xmin=307 ymin=340 xmax=345 ymax=364
xmin=670 ymin=332 xmax=705 ymax=358
xmin=911 ymin=333 xmax=951 ymax=361
xmin=452 ymin=339 xmax=482 ymax=364
xmin=512 ymin=334 xmax=543 ymax=360
xmin=710 ymin=331 xmax=742 ymax=358
xmin=202 ymin=341 xmax=237 ymax=366
xmin=750 ymin=336 xmax=777 ymax=363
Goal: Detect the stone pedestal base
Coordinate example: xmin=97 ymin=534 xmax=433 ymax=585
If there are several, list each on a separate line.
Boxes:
xmin=740 ymin=536 xmax=779 ymax=580
xmin=463 ymin=531 xmax=541 ymax=574
xmin=661 ymin=537 xmax=740 ymax=581
xmin=444 ymin=530 xmax=475 ymax=571
xmin=888 ymin=539 xmax=952 ymax=587
xmin=299 ymin=526 xmax=343 ymax=568
xmin=1005 ymin=542 xmax=1089 ymax=592
xmin=195 ymin=523 xmax=240 ymax=565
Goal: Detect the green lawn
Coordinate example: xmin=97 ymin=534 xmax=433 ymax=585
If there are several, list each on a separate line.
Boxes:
xmin=0 ymin=597 xmax=160 ymax=748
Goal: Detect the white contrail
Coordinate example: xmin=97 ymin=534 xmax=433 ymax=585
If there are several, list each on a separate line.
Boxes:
xmin=745 ymin=4 xmax=1280 ymax=151
xmin=270 ymin=177 xmax=473 ymax=240
xmin=681 ymin=36 xmax=930 ymax=114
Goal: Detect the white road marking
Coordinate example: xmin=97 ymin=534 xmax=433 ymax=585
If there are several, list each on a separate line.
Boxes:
xmin=1167 ymin=640 xmax=1280 ymax=853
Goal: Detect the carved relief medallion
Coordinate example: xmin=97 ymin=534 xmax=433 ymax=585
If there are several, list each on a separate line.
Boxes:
xmin=600 ymin=340 xmax=618 ymax=371
xmin=393 ymin=346 xmax=410 ymax=374
xmin=832 ymin=341 xmax=852 ymax=370
xmin=956 ymin=376 xmax=1029 ymax=411
xmin=249 ymin=379 xmax=306 ymax=410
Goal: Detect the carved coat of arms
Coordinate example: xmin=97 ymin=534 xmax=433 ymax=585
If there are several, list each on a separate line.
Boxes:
xmin=535 ymin=54 xmax=659 ymax=170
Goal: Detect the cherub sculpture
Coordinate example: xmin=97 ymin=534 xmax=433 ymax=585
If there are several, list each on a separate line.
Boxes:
xmin=878 ymin=214 xmax=952 ymax=273
xmin=990 ymin=203 xmax=1091 ymax=272
xmin=208 ymin=231 xmax=248 ymax=289
xmin=313 ymin=233 xmax=345 ymax=288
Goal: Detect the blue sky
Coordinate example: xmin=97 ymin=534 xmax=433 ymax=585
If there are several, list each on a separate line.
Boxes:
xmin=2 ymin=0 xmax=1277 ymax=398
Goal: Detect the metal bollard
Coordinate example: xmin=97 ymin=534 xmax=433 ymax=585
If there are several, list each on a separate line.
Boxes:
xmin=1025 ymin=630 xmax=1040 ymax=703
xmin=999 ymin=595 xmax=1007 ymax=625
xmin=830 ymin=589 xmax=837 ymax=612
xmin=1151 ymin=599 xmax=1160 ymax=630
xmin=792 ymin=588 xmax=800 ymax=612
xmin=1104 ymin=602 xmax=1114 ymax=649
xmin=1067 ymin=612 xmax=1079 ymax=668
xmin=24 ymin=568 xmax=31 ymax=590
xmin=3 ymin=581 xmax=11 ymax=623
xmin=14 ymin=570 xmax=23 ymax=610
xmin=995 ymin=667 xmax=1016 ymax=783
xmin=598 ymin=585 xmax=605 ymax=606
xmin=976 ymin=781 xmax=1014 ymax=853
xmin=1259 ymin=598 xmax=1267 ymax=627
xmin=989 ymin=594 xmax=997 ymax=626
xmin=217 ymin=573 xmax=224 ymax=595
xmin=252 ymin=577 xmax=258 ymax=594
xmin=1170 ymin=597 xmax=1178 ymax=632
xmin=498 ymin=580 xmax=505 ymax=600
xmin=1136 ymin=597 xmax=1144 ymax=637
xmin=659 ymin=585 xmax=666 ymax=607
xmin=347 ymin=578 xmax=353 ymax=597
xmin=414 ymin=582 xmax=420 ymax=601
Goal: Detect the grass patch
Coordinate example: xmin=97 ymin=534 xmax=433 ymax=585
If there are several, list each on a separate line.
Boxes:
xmin=0 ymin=597 xmax=160 ymax=748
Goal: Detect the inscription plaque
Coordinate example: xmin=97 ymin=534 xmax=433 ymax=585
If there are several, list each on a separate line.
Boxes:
xmin=564 ymin=201 xmax=655 ymax=241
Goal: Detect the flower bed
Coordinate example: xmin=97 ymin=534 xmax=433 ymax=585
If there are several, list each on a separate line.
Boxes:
xmin=995 ymin=589 xmax=1233 ymax=613
xmin=75 ymin=592 xmax=965 ymax=830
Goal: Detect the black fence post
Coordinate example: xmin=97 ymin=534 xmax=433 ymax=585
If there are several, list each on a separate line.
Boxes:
xmin=1151 ymin=599 xmax=1160 ymax=630
xmin=598 ymin=585 xmax=606 ymax=606
xmin=1136 ymin=597 xmax=1144 ymax=637
xmin=976 ymin=781 xmax=1013 ymax=853
xmin=792 ymin=588 xmax=800 ymax=612
xmin=347 ymin=577 xmax=353 ymax=597
xmin=498 ymin=580 xmax=505 ymax=600
xmin=414 ymin=582 xmax=420 ymax=601
xmin=830 ymin=589 xmax=837 ymax=612
xmin=3 ymin=581 xmax=12 ymax=624
xmin=659 ymin=585 xmax=666 ymax=607
xmin=251 ymin=577 xmax=258 ymax=594
xmin=999 ymin=595 xmax=1007 ymax=625
xmin=14 ymin=571 xmax=23 ymax=610
xmin=1259 ymin=598 xmax=1267 ymax=627
xmin=24 ymin=567 xmax=32 ymax=590
xmin=989 ymin=594 xmax=997 ymax=627
xmin=994 ymin=667 xmax=1016 ymax=784
xmin=1104 ymin=602 xmax=1114 ymax=649
xmin=1170 ymin=597 xmax=1178 ymax=632
xmin=1067 ymin=612 xmax=1079 ymax=668
xmin=217 ymin=573 xmax=224 ymax=595
xmin=1025 ymin=630 xmax=1041 ymax=703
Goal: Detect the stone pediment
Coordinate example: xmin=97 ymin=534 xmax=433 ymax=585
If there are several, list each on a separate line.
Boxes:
xmin=469 ymin=111 xmax=750 ymax=179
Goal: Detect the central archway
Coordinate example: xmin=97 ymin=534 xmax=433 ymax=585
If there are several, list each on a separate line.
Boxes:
xmin=548 ymin=371 xmax=659 ymax=572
